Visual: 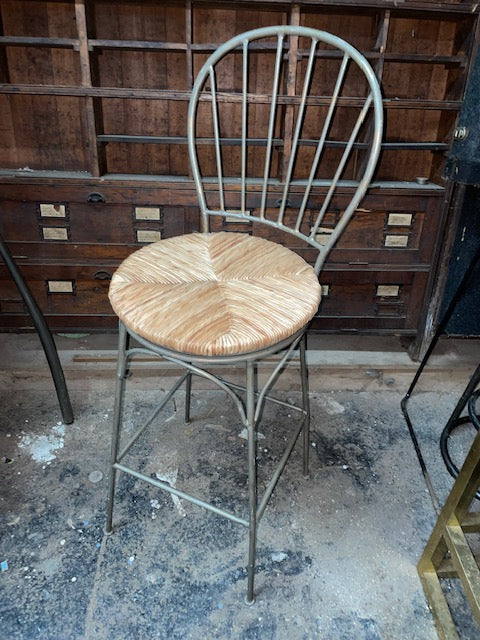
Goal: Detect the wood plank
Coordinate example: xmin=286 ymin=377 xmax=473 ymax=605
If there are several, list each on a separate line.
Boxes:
xmin=91 ymin=2 xmax=188 ymax=175
xmin=48 ymin=6 xmax=85 ymax=172
xmin=2 ymin=2 xmax=54 ymax=170
xmin=185 ymin=0 xmax=193 ymax=91
xmin=0 ymin=36 xmax=77 ymax=47
xmin=88 ymin=39 xmax=187 ymax=51
xmin=0 ymin=82 xmax=464 ymax=118
xmin=0 ymin=94 xmax=16 ymax=166
xmin=75 ymin=0 xmax=100 ymax=176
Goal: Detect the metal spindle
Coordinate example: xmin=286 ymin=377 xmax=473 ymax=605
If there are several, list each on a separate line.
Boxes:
xmin=210 ymin=66 xmax=225 ymax=212
xmin=295 ymin=53 xmax=350 ymax=232
xmin=277 ymin=38 xmax=318 ymax=225
xmin=241 ymin=39 xmax=248 ymax=214
xmin=260 ymin=34 xmax=284 ymax=219
xmin=311 ymin=93 xmax=373 ymax=239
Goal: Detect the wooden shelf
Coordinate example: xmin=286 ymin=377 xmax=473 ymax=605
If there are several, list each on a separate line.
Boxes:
xmin=0 ymin=0 xmax=478 ymax=337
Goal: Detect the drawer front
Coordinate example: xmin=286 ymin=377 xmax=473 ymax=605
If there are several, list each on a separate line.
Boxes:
xmin=0 ymin=189 xmax=200 ymax=330
xmin=312 ymin=269 xmax=429 ymax=333
xmin=0 ymin=262 xmax=116 ymax=327
xmin=0 ymin=200 xmax=199 ymax=247
xmin=0 ymin=185 xmax=441 ymax=334
xmin=0 ymin=265 xmax=428 ymax=334
xmin=209 ymin=192 xmax=442 ymax=268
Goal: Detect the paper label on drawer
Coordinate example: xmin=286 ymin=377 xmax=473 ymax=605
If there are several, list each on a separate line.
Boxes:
xmin=314 ymin=228 xmax=333 ymax=246
xmin=48 ymin=280 xmax=74 ymax=294
xmin=387 ymin=213 xmax=412 ymax=227
xmin=376 ymin=285 xmax=400 ymax=297
xmin=40 ymin=203 xmax=66 ymax=218
xmin=136 ymin=230 xmax=162 ymax=243
xmin=42 ymin=227 xmax=68 ymax=241
xmin=384 ymin=234 xmax=409 ymax=247
xmin=134 ymin=207 xmax=161 ymax=220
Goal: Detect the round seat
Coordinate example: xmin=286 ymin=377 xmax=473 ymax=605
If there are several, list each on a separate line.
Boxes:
xmin=109 ymin=232 xmax=321 ymax=357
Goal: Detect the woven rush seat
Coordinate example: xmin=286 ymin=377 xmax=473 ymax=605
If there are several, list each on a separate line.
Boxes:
xmin=109 ymin=231 xmax=321 ymax=357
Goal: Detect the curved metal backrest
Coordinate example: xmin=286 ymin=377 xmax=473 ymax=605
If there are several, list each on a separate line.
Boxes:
xmin=187 ymin=26 xmax=383 ymax=275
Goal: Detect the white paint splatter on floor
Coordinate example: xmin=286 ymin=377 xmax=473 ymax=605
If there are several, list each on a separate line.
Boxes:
xmin=18 ymin=422 xmax=65 ymax=463
xmin=155 ymin=454 xmax=186 ymax=517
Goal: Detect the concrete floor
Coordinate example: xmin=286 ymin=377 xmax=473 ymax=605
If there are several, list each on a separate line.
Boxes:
xmin=1 ymin=333 xmax=480 ymax=639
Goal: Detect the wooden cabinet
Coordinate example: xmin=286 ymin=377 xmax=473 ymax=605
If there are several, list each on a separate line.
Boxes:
xmin=0 ymin=0 xmax=478 ymax=338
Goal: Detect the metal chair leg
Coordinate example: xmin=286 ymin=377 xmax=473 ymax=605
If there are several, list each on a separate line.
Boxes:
xmin=185 ymin=372 xmax=192 ymax=423
xmin=246 ymin=360 xmax=257 ymax=604
xmin=104 ymin=329 xmax=305 ymax=601
xmin=105 ymin=321 xmax=129 ymax=534
xmin=299 ymin=334 xmax=310 ymax=478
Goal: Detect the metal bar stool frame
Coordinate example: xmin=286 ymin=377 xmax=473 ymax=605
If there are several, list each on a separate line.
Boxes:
xmin=105 ymin=26 xmax=383 ymax=604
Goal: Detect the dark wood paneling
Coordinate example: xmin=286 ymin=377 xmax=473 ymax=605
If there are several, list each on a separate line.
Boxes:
xmin=0 ymin=0 xmax=478 ymax=336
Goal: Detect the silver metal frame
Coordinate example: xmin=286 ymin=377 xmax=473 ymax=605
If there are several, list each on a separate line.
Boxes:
xmin=106 ymin=26 xmax=383 ymax=604
xmin=187 ymin=25 xmax=383 ymax=275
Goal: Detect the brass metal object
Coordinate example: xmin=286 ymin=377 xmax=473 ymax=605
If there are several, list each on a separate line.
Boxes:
xmin=418 ymin=428 xmax=480 ymax=639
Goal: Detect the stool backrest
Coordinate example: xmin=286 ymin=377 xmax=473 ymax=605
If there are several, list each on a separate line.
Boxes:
xmin=187 ymin=26 xmax=383 ymax=274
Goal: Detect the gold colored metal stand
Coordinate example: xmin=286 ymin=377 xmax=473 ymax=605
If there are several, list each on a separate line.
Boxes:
xmin=418 ymin=426 xmax=480 ymax=639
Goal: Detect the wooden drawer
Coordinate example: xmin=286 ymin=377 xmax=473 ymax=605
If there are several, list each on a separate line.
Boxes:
xmin=0 ymin=199 xmax=199 ymax=247
xmin=313 ymin=269 xmax=429 ymax=334
xmin=0 ymin=189 xmax=200 ymax=330
xmin=0 ymin=260 xmax=118 ymax=330
xmin=0 ymin=262 xmax=428 ymax=334
xmin=210 ymin=191 xmax=442 ymax=268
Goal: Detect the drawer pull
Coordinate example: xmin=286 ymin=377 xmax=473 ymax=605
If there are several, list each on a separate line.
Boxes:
xmin=87 ymin=192 xmax=106 ymax=204
xmin=94 ymin=270 xmax=112 ymax=281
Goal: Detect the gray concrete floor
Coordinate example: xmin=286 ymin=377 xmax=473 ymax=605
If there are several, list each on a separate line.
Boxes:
xmin=1 ymin=333 xmax=480 ymax=639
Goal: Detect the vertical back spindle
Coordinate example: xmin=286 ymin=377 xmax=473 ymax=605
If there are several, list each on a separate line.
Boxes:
xmin=277 ymin=39 xmax=318 ymax=225
xmin=295 ymin=53 xmax=350 ymax=232
xmin=260 ymin=34 xmax=284 ymax=219
xmin=241 ymin=40 xmax=248 ymax=214
xmin=210 ymin=66 xmax=225 ymax=212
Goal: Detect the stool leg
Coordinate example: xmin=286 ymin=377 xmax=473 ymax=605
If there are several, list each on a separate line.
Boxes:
xmin=105 ymin=322 xmax=129 ymax=534
xmin=184 ymin=372 xmax=192 ymax=423
xmin=246 ymin=360 xmax=257 ymax=604
xmin=300 ymin=334 xmax=310 ymax=478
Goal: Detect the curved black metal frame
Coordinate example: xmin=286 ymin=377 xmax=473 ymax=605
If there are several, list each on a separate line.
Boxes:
xmin=0 ymin=232 xmax=73 ymax=424
xmin=401 ymin=243 xmax=480 ymax=513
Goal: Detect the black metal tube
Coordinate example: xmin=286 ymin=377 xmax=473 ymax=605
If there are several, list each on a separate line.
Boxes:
xmin=403 ymin=242 xmax=480 ymax=405
xmin=439 ymin=366 xmax=480 ymax=482
xmin=401 ymin=242 xmax=480 ymax=513
xmin=0 ymin=234 xmax=73 ymax=424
